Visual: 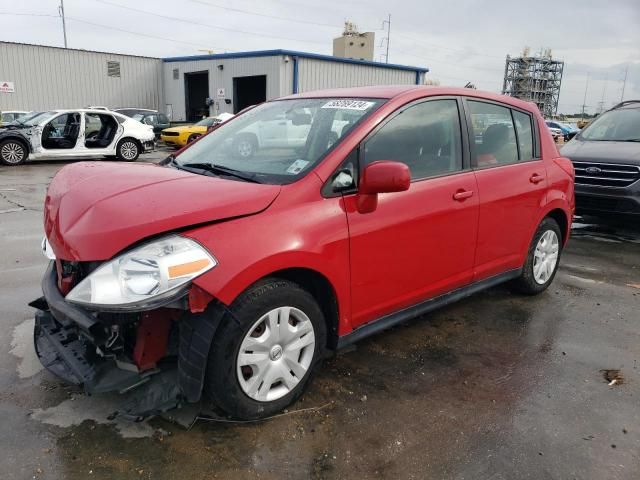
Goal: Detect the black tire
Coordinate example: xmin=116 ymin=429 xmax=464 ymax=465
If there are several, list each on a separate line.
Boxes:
xmin=187 ymin=133 xmax=201 ymax=144
xmin=116 ymin=138 xmax=140 ymax=162
xmin=511 ymin=217 xmax=563 ymax=295
xmin=0 ymin=139 xmax=29 ymax=166
xmin=204 ymin=278 xmax=327 ymax=420
xmin=232 ymin=134 xmax=258 ymax=159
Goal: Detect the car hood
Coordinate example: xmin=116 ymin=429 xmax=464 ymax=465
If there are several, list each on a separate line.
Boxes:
xmin=561 ymin=139 xmax=640 ymax=164
xmin=44 ymin=162 xmax=281 ymax=261
xmin=162 ymin=126 xmax=197 ymax=134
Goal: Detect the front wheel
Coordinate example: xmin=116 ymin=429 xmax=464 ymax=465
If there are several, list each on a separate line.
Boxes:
xmin=0 ymin=139 xmax=28 ymax=166
xmin=187 ymin=133 xmax=201 ymax=144
xmin=511 ymin=217 xmax=562 ymax=295
xmin=116 ymin=138 xmax=140 ymax=162
xmin=204 ymin=278 xmax=326 ymax=420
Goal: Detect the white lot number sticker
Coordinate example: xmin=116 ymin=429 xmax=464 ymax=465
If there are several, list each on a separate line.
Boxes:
xmin=286 ymin=159 xmax=310 ymax=175
xmin=322 ymin=100 xmax=374 ymax=111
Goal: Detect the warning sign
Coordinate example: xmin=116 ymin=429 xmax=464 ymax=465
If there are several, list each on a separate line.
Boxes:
xmin=0 ymin=81 xmax=15 ymax=93
xmin=216 ymin=87 xmax=225 ymax=98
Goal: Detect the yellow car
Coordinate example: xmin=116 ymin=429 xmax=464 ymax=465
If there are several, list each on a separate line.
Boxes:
xmin=160 ymin=113 xmax=234 ymax=147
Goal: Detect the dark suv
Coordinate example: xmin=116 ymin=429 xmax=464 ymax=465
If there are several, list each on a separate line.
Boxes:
xmin=561 ymin=100 xmax=640 ymax=217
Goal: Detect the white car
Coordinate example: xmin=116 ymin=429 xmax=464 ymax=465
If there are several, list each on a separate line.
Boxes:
xmin=1 ymin=110 xmax=30 ymax=126
xmin=0 ymin=109 xmax=155 ymax=165
xmin=232 ymin=109 xmax=353 ymax=158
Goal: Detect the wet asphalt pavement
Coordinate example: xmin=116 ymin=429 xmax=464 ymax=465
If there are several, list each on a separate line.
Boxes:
xmin=1 ymin=155 xmax=639 ymax=479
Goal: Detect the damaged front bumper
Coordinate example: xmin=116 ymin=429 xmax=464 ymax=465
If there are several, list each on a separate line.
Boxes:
xmin=31 ymin=261 xmax=224 ymax=420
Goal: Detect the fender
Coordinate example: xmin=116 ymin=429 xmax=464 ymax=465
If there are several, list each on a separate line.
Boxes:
xmin=535 ymin=198 xmax=573 ymax=245
xmin=0 ymin=131 xmax=32 ymax=152
xmin=193 ymin=250 xmax=353 ymax=336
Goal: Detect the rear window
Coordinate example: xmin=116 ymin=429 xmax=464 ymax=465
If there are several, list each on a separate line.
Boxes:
xmin=580 ymin=108 xmax=640 ymax=141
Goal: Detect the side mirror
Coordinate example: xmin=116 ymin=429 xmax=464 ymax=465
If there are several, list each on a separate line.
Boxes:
xmin=357 ymin=161 xmax=410 ymax=213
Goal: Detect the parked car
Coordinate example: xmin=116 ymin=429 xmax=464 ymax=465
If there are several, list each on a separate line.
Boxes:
xmin=160 ymin=113 xmax=234 ymax=147
xmin=0 ymin=109 xmax=155 ymax=165
xmin=114 ymin=108 xmax=158 ymax=118
xmin=546 ymin=120 xmax=579 ymax=141
xmin=0 ymin=110 xmax=29 ymax=126
xmin=32 ymin=86 xmax=574 ymax=421
xmin=131 ymin=112 xmax=171 ymax=138
xmin=561 ymin=100 xmax=640 ymax=216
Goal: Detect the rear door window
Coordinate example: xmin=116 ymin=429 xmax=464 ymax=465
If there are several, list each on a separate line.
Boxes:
xmin=468 ymin=101 xmax=518 ymax=167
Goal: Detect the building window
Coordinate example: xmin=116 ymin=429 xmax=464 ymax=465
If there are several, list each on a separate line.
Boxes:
xmin=360 ymin=42 xmax=365 ymax=47
xmin=173 ymin=68 xmax=179 ymax=80
xmin=349 ymin=41 xmax=354 ymax=46
xmin=107 ymin=61 xmax=121 ymax=78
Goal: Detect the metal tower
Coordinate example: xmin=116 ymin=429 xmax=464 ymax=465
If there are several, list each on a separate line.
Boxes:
xmin=502 ymin=48 xmax=564 ymax=118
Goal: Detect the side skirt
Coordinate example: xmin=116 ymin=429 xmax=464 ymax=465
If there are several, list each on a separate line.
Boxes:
xmin=336 ymin=269 xmax=522 ymax=349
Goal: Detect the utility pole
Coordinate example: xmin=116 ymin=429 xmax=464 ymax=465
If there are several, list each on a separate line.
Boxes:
xmin=621 ymin=65 xmax=629 ymax=102
xmin=580 ymin=72 xmax=590 ymax=120
xmin=598 ymin=74 xmax=608 ymax=113
xmin=382 ymin=14 xmax=391 ymax=63
xmin=59 ymin=0 xmax=68 ymax=48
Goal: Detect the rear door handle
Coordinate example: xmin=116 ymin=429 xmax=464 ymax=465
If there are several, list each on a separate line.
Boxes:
xmin=453 ymin=189 xmax=474 ymax=201
xmin=530 ymin=173 xmax=545 ymax=184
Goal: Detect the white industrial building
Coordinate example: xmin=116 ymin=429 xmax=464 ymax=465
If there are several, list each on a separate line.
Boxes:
xmin=0 ymin=42 xmax=429 ymax=122
xmin=0 ymin=42 xmax=163 ymax=112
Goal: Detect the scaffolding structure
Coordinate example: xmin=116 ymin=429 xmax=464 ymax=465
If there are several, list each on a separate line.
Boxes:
xmin=502 ymin=48 xmax=564 ymax=117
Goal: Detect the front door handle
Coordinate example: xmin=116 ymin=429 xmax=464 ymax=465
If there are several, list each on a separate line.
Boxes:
xmin=530 ymin=173 xmax=545 ymax=184
xmin=453 ymin=189 xmax=474 ymax=201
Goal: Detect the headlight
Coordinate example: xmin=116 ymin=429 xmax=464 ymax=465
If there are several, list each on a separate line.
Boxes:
xmin=42 ymin=236 xmax=56 ymax=260
xmin=66 ymin=235 xmax=216 ymax=311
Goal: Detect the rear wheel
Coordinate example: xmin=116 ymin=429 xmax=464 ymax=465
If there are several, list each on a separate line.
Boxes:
xmin=204 ymin=278 xmax=326 ymax=420
xmin=0 ymin=139 xmax=28 ymax=166
xmin=511 ymin=217 xmax=562 ymax=295
xmin=116 ymin=138 xmax=140 ymax=161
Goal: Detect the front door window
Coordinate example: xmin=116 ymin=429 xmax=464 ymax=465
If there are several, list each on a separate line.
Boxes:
xmin=42 ymin=113 xmax=81 ymax=150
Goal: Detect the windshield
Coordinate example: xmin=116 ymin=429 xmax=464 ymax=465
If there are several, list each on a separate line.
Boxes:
xmin=580 ymin=108 xmax=640 ymax=141
xmin=195 ymin=117 xmax=216 ymax=127
xmin=175 ymin=98 xmax=383 ymax=184
xmin=16 ymin=111 xmax=56 ymax=126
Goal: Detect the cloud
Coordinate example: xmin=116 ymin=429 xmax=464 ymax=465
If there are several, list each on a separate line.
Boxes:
xmin=0 ymin=0 xmax=638 ymax=113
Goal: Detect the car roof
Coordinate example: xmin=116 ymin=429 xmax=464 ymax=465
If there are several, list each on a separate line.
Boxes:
xmin=115 ymin=108 xmax=158 ymax=112
xmin=280 ymin=85 xmax=538 ymax=112
xmin=611 ymin=100 xmax=640 ymax=110
xmin=283 ymin=85 xmax=533 ymax=106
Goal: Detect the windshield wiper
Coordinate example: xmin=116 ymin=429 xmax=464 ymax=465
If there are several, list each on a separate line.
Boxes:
xmin=180 ymin=162 xmax=262 ymax=183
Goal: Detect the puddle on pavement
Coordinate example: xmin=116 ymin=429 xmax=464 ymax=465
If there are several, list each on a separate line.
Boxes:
xmin=10 ymin=317 xmax=44 ymax=379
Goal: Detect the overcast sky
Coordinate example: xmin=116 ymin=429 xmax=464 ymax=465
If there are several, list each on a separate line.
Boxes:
xmin=1 ymin=0 xmax=639 ymax=114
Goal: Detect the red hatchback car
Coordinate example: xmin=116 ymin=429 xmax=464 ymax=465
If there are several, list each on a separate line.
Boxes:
xmin=33 ymin=86 xmax=574 ymax=420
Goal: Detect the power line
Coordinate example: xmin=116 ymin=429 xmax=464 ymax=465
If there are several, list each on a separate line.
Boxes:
xmin=94 ymin=0 xmax=329 ymax=46
xmin=0 ymin=11 xmax=230 ymax=49
xmin=186 ymin=0 xmax=347 ymax=29
xmin=393 ymin=32 xmax=506 ymax=60
xmin=65 ymin=16 xmax=222 ymax=49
